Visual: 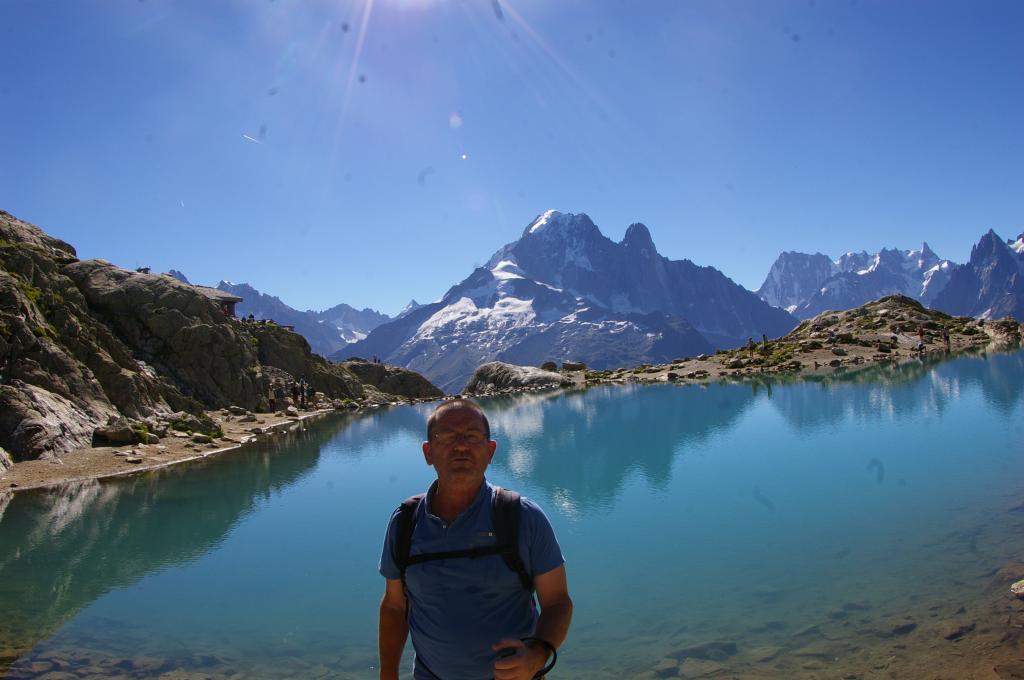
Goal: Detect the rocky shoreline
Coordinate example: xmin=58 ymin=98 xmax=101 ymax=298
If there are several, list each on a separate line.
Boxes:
xmin=5 ymin=297 xmax=1022 ymax=493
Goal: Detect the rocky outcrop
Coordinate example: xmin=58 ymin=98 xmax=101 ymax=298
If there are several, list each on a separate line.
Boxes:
xmin=463 ymin=362 xmax=570 ymax=394
xmin=0 ymin=446 xmax=12 ymax=473
xmin=340 ymin=358 xmax=443 ymax=399
xmin=64 ymin=259 xmax=268 ymax=410
xmin=249 ymin=322 xmax=363 ymax=399
xmin=0 ymin=209 xmax=433 ymax=464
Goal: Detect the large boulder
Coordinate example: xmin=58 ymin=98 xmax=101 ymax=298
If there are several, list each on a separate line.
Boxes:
xmin=341 ymin=358 xmax=443 ymax=399
xmin=463 ymin=362 xmax=569 ymax=394
xmin=0 ymin=382 xmax=100 ymax=460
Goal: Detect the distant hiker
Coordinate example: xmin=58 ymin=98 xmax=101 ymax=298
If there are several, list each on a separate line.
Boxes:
xmin=273 ymin=380 xmax=286 ymax=412
xmin=943 ymin=327 xmax=951 ymax=350
xmin=291 ymin=381 xmax=300 ymax=406
xmin=747 ymin=337 xmax=755 ymax=358
xmin=306 ymin=382 xmax=315 ymax=407
xmin=762 ymin=333 xmax=768 ymax=347
xmin=247 ymin=313 xmax=255 ymax=323
xmin=299 ymin=377 xmax=307 ymax=409
xmin=918 ymin=326 xmax=925 ymax=343
xmin=378 ymin=399 xmax=572 ymax=680
xmin=267 ymin=382 xmax=275 ymax=412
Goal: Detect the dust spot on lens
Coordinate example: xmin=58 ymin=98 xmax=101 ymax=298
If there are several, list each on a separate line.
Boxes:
xmin=267 ymin=86 xmax=279 ymax=96
xmin=258 ymin=124 xmax=268 ymax=140
xmin=417 ymin=167 xmax=435 ymax=187
xmin=608 ymin=49 xmax=617 ymax=58
xmin=341 ymin=22 xmax=350 ymax=32
xmin=358 ymin=74 xmax=367 ymax=83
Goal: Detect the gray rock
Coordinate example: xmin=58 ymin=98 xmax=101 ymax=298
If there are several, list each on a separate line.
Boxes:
xmin=0 ymin=383 xmax=100 ymax=460
xmin=831 ymin=346 xmax=847 ymax=356
xmin=540 ymin=361 xmax=558 ymax=371
xmin=561 ymin=361 xmax=586 ymax=371
xmin=0 ymin=446 xmax=12 ymax=473
xmin=340 ymin=358 xmax=443 ymax=399
xmin=191 ymin=433 xmax=212 ymax=444
xmin=285 ymin=406 xmax=299 ymax=417
xmin=463 ymin=362 xmax=569 ymax=394
xmin=93 ymin=418 xmax=137 ymax=445
xmin=1011 ymin=579 xmax=1024 ymax=599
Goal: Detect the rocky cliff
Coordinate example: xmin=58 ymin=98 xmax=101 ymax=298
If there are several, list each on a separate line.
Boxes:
xmin=0 ymin=210 xmax=437 ymax=464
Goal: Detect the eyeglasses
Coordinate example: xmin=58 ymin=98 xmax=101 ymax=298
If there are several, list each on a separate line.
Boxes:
xmin=431 ymin=431 xmax=487 ymax=446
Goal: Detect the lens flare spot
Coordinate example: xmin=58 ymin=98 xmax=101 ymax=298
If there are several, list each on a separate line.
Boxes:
xmin=449 ymin=112 xmax=463 ymax=129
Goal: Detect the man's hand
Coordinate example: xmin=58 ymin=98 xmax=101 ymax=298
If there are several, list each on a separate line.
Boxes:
xmin=492 ymin=639 xmax=546 ymax=680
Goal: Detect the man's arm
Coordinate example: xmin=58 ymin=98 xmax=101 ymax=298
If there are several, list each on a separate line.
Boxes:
xmin=531 ymin=564 xmax=573 ymax=656
xmin=494 ymin=564 xmax=573 ymax=679
xmin=378 ymin=578 xmax=409 ymax=680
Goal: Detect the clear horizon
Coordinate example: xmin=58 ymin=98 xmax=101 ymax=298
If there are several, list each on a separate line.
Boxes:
xmin=2 ymin=1 xmax=1022 ymax=316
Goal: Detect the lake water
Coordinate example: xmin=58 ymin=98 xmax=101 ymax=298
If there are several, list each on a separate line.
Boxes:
xmin=2 ymin=350 xmax=1024 ymax=679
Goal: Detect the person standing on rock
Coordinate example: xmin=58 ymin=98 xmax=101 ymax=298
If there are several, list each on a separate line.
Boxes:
xmin=943 ymin=327 xmax=951 ymax=351
xmin=267 ymin=381 xmax=276 ymax=413
xmin=291 ymin=381 xmax=300 ymax=407
xmin=378 ymin=399 xmax=572 ymax=680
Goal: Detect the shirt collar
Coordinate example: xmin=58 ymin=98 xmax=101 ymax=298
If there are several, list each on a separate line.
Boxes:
xmin=424 ymin=478 xmax=492 ymax=524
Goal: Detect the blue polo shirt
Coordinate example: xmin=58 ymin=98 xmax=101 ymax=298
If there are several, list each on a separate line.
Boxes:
xmin=379 ymin=479 xmax=564 ymax=680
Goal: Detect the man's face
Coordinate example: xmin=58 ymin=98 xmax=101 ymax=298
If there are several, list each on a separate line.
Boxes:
xmin=422 ymin=407 xmax=496 ymax=486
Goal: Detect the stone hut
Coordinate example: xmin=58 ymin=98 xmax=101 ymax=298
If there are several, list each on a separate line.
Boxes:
xmin=194 ymin=286 xmax=243 ymax=318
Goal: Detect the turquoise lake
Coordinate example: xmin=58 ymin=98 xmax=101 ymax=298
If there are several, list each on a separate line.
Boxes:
xmin=2 ymin=350 xmax=1024 ymax=678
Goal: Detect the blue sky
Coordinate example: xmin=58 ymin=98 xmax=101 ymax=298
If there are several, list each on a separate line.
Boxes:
xmin=2 ymin=0 xmax=1022 ymax=315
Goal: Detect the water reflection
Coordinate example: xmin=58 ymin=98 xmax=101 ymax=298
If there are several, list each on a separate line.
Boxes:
xmin=765 ymin=352 xmax=1024 ymax=431
xmin=483 ymin=383 xmax=757 ymax=510
xmin=0 ymin=412 xmax=365 ymax=667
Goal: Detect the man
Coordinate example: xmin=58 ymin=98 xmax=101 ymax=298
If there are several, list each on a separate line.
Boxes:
xmin=378 ymin=399 xmax=572 ymax=680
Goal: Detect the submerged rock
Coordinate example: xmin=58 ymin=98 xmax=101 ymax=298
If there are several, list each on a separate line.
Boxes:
xmin=1011 ymin=579 xmax=1024 ymax=600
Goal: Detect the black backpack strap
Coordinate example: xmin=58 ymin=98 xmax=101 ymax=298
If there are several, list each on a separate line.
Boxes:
xmin=492 ymin=486 xmax=533 ymax=592
xmin=394 ymin=493 xmax=425 ymax=594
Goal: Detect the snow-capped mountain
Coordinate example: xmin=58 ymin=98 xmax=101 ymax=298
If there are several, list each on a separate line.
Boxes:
xmin=757 ymin=244 xmax=956 ymax=319
xmin=931 ymin=230 xmax=1024 ymax=321
xmin=396 ymin=299 xmax=423 ymax=319
xmin=756 ymin=252 xmax=837 ymax=312
xmin=342 ymin=210 xmax=797 ymax=392
xmin=216 ymin=281 xmax=390 ymax=356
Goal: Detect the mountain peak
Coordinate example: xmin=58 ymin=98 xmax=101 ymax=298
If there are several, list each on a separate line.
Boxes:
xmin=622 ymin=222 xmax=657 ymax=255
xmin=166 ymin=269 xmax=190 ymax=284
xmin=522 ymin=210 xmax=597 ymax=238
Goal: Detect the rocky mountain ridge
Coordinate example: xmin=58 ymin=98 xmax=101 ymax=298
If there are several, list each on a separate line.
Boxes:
xmin=344 ymin=210 xmax=797 ymax=392
xmin=931 ymin=230 xmax=1024 ymax=321
xmin=215 ymin=280 xmax=390 ymax=356
xmin=757 ymin=244 xmax=955 ymax=318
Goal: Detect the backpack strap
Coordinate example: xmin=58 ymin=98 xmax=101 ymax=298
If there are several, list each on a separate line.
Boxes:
xmin=493 ymin=486 xmax=533 ymax=592
xmin=394 ymin=487 xmax=533 ymax=595
xmin=393 ymin=493 xmax=425 ymax=595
